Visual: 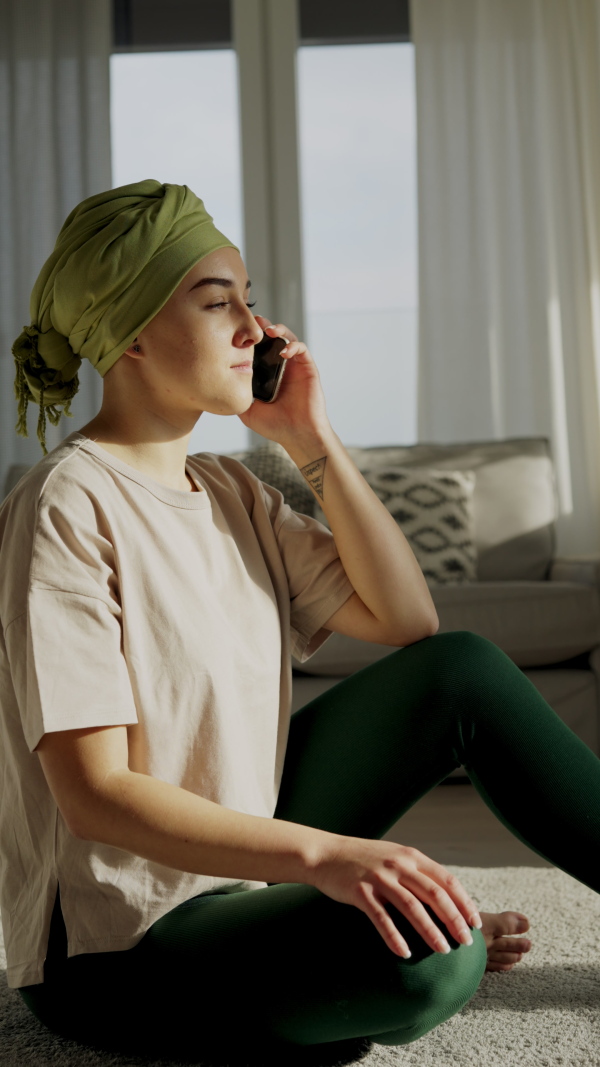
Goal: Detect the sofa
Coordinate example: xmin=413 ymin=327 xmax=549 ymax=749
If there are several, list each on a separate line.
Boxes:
xmin=226 ymin=435 xmax=600 ymax=779
xmin=4 ymin=435 xmax=600 ymax=780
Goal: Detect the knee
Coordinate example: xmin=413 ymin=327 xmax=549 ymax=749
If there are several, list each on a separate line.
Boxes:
xmin=429 ymin=629 xmax=500 ymax=656
xmin=418 ymin=927 xmax=487 ymax=1015
xmin=377 ymin=928 xmax=487 ymax=1045
xmin=418 ymin=630 xmax=511 ymax=676
xmin=390 ymin=629 xmax=510 ymax=687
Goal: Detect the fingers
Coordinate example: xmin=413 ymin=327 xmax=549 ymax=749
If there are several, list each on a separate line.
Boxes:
xmin=358 ymin=883 xmax=412 ymax=958
xmin=410 ymin=856 xmax=482 ymax=932
xmin=360 ymin=879 xmax=473 ymax=960
xmin=381 ymin=853 xmax=482 ymax=955
xmin=278 ymin=341 xmax=295 ymax=357
xmin=265 ymin=322 xmax=299 ymax=344
xmin=315 ymin=838 xmax=485 ymax=962
xmin=385 ymin=881 xmax=467 ymax=955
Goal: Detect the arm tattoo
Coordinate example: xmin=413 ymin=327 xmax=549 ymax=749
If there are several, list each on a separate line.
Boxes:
xmin=299 ymin=456 xmax=327 ymax=502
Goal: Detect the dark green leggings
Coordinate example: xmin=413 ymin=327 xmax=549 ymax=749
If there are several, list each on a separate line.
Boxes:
xmin=18 ymin=632 xmax=600 ymax=1061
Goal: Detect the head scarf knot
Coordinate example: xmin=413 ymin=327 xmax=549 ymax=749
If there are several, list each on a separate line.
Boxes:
xmin=12 ymin=179 xmax=239 ymax=455
xmin=12 ymin=324 xmax=82 ymax=448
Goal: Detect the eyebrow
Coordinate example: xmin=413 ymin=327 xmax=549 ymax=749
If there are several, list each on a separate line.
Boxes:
xmin=190 ymin=276 xmax=252 ymax=291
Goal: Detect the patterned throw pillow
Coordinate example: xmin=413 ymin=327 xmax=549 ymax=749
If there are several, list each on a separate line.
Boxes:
xmin=235 ymin=439 xmax=316 ymax=518
xmin=314 ymin=466 xmax=478 ymax=585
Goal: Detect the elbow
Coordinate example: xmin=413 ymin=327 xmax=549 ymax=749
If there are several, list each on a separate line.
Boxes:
xmin=406 ymin=608 xmax=439 ymax=644
xmin=382 ymin=606 xmax=439 ymax=647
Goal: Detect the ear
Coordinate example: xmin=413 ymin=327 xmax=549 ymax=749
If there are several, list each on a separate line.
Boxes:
xmin=124 ymin=338 xmax=143 ymax=357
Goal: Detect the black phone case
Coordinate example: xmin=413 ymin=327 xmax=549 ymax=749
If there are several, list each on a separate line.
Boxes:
xmin=252 ymin=331 xmax=289 ymax=403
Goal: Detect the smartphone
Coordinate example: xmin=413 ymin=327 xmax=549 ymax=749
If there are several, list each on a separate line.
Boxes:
xmin=252 ymin=330 xmax=289 ymax=403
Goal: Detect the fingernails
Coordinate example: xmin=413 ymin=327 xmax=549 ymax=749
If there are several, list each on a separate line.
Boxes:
xmin=437 ymin=939 xmax=451 ymax=954
xmin=470 ymin=913 xmax=483 ymax=929
xmin=459 ymin=928 xmax=474 ymax=946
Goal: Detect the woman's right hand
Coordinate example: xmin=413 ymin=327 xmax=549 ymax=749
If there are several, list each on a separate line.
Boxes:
xmin=311 ymin=834 xmax=482 ymax=957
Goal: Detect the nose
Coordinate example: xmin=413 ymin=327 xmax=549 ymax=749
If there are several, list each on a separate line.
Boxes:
xmin=233 ymin=304 xmax=264 ymax=349
xmin=246 ymin=316 xmax=264 ymax=346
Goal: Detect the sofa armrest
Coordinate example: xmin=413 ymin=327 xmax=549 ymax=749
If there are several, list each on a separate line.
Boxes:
xmin=549 ymin=555 xmax=600 ymax=586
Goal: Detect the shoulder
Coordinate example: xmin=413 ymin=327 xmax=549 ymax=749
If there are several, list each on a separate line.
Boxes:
xmin=0 ymin=441 xmax=115 ymax=627
xmin=3 ymin=436 xmax=110 ymax=508
xmin=1 ymin=440 xmax=83 ymax=527
xmin=0 ymin=439 xmax=116 ymax=571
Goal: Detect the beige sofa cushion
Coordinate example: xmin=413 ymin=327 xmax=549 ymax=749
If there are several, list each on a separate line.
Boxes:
xmin=292 ymin=580 xmax=600 ymax=674
xmin=433 ymin=581 xmax=600 ymax=665
xmin=312 ymin=437 xmax=557 ymax=582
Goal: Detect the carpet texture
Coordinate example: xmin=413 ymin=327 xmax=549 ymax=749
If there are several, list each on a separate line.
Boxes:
xmin=1 ymin=866 xmax=599 ymax=1067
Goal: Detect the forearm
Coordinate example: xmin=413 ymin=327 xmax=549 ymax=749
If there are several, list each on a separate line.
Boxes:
xmin=75 ymin=769 xmax=334 ymax=885
xmin=281 ymin=425 xmax=438 ymax=638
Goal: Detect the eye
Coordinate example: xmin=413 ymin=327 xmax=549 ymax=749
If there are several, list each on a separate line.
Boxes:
xmin=207 ymin=301 xmax=257 ymax=309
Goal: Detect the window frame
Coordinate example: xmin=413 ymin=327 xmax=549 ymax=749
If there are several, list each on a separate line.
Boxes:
xmin=112 ymin=1 xmax=410 ymax=52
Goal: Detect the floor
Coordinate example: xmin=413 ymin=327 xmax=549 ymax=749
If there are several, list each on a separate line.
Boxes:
xmin=382 ymin=779 xmax=553 ymax=867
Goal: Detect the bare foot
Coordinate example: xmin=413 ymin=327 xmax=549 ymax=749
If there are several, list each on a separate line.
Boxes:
xmin=479 ymin=911 xmax=532 ymax=972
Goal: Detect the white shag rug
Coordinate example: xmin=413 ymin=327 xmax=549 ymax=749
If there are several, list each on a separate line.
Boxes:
xmin=0 ymin=867 xmax=599 ymax=1067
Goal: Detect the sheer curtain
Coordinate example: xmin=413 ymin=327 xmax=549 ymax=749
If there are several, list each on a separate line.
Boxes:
xmin=0 ymin=0 xmax=112 ymax=492
xmin=412 ymin=0 xmax=600 ymax=555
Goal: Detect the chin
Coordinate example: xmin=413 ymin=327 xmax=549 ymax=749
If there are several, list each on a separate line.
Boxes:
xmin=207 ymin=392 xmax=255 ymax=417
xmin=241 ymin=394 xmax=257 ymax=413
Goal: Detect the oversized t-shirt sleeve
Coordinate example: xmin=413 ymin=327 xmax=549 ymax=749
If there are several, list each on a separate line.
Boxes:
xmin=257 ymin=480 xmax=355 ymax=663
xmin=6 ymin=489 xmax=138 ymax=754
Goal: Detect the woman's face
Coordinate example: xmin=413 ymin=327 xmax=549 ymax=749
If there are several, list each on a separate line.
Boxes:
xmin=121 ymin=246 xmax=264 ymax=419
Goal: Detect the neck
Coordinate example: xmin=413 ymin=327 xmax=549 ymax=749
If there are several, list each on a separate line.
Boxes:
xmin=77 ymin=416 xmax=200 ymax=493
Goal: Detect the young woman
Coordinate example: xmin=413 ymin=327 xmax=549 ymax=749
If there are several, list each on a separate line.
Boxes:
xmin=1 ymin=180 xmax=599 ymax=1062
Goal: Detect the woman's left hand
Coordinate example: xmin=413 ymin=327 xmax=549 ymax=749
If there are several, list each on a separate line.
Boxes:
xmin=237 ymin=314 xmax=331 ymax=445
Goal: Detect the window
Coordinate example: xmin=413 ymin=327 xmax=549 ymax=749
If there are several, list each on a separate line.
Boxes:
xmin=297 ymin=40 xmax=418 ymax=445
xmin=111 ymin=1 xmax=416 ymax=453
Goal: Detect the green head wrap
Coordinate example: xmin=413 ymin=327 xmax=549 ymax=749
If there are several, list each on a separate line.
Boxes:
xmin=12 ymin=179 xmax=240 ymax=455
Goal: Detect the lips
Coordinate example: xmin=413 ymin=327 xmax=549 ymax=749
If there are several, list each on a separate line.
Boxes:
xmin=232 ymin=361 xmax=253 ymax=368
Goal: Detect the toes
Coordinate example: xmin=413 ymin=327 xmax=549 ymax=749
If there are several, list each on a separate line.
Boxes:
xmin=492 ymin=912 xmax=530 ymax=936
xmin=486 ymin=961 xmax=517 ymax=972
xmin=506 ymin=911 xmax=530 ymax=934
xmin=496 ymin=911 xmax=530 ymax=934
xmin=480 ymin=910 xmax=530 ymax=938
xmin=488 ymin=951 xmax=524 ymax=965
xmin=492 ymin=936 xmax=532 ymax=954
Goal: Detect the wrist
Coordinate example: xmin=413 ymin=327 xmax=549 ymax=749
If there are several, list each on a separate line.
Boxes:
xmin=299 ymin=825 xmax=345 ymax=882
xmin=279 ymin=425 xmax=338 ymax=468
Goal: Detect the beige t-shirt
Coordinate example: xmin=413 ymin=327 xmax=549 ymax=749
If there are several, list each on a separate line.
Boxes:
xmin=0 ymin=430 xmax=354 ymax=989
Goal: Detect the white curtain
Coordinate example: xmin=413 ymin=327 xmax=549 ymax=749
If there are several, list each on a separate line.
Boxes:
xmin=412 ymin=0 xmax=600 ymax=555
xmin=0 ymin=0 xmax=112 ymax=493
